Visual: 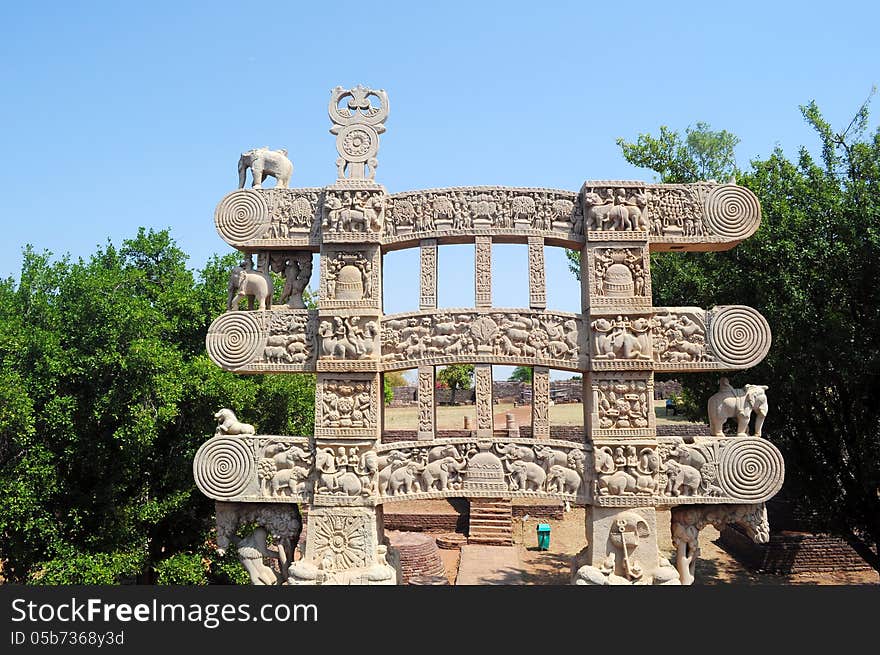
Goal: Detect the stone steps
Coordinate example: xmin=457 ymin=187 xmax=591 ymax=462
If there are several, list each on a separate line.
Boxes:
xmin=468 ymin=498 xmax=513 ymax=546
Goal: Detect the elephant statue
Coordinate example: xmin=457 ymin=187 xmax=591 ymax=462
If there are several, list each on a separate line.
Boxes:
xmin=421 ymin=456 xmax=466 ymax=491
xmin=238 ymin=147 xmax=293 ymax=189
xmin=388 ymin=461 xmax=424 ymax=495
xmin=546 ymin=465 xmax=582 ymax=494
xmin=707 ymin=378 xmax=769 ymax=437
xmin=227 ymin=262 xmax=273 ymax=311
xmin=509 ymin=460 xmax=547 ymax=492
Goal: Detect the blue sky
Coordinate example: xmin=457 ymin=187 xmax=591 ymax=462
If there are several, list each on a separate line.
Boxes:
xmin=1 ymin=1 xmax=877 ymax=381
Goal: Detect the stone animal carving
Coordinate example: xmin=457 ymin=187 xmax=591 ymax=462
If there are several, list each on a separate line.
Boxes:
xmin=546 ymin=465 xmax=582 ymax=494
xmin=227 ymin=264 xmax=273 ymax=311
xmin=597 ymin=470 xmax=637 ymax=496
xmin=214 ymin=408 xmax=255 ymax=436
xmin=238 ymin=147 xmax=293 ymax=189
xmin=426 ymin=444 xmax=462 ymax=463
xmin=315 ymin=448 xmax=362 ymax=496
xmin=509 ymin=460 xmax=547 ymax=492
xmin=664 ymin=460 xmax=701 ymax=496
xmin=421 ymin=456 xmax=466 ymax=491
xmin=707 ymin=378 xmax=769 ymax=437
xmin=388 ymin=461 xmax=424 ymax=495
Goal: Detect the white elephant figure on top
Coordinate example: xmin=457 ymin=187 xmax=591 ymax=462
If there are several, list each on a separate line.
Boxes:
xmin=707 ymin=378 xmax=769 ymax=437
xmin=238 ymin=146 xmax=293 ymax=189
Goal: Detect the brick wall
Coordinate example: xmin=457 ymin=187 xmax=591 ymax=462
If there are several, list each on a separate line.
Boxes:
xmin=656 ymin=423 xmax=712 ymax=437
xmin=719 ymin=524 xmax=874 ymax=573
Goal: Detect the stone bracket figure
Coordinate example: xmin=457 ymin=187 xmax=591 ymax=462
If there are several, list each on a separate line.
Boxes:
xmin=215 ymin=502 xmax=303 ymax=584
xmin=670 ymin=503 xmax=769 ymax=585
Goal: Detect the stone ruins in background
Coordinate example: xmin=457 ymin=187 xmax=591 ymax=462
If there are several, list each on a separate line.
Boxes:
xmin=194 ymin=85 xmax=783 ymax=585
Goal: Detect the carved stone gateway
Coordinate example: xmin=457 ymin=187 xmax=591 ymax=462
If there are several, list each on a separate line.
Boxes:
xmin=194 ymin=86 xmax=783 ymax=586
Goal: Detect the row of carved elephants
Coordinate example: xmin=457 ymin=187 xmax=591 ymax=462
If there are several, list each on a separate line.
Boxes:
xmin=205 ymin=305 xmax=771 ymax=373
xmin=193 ymin=433 xmax=784 ymax=506
xmin=213 ymin=183 xmax=761 ymax=251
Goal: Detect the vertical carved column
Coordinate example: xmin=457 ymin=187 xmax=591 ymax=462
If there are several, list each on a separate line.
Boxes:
xmin=419 ymin=239 xmax=437 ymax=310
xmin=528 ymin=237 xmax=546 ymax=310
xmin=474 ymin=364 xmax=493 ymax=438
xmin=532 ymin=366 xmax=550 ymax=438
xmin=475 ymin=236 xmax=492 ymax=308
xmin=417 ymin=366 xmax=435 ymax=441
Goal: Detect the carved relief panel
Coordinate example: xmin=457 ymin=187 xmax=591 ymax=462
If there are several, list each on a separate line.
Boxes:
xmin=320 ymin=186 xmax=386 ymax=242
xmin=316 ymin=314 xmax=381 ymax=371
xmin=587 ymin=245 xmax=651 ymax=309
xmin=588 ymin=374 xmax=655 ymax=438
xmin=381 ymin=310 xmax=582 ymax=371
xmin=319 ymin=246 xmax=381 ymax=310
xmin=590 ymin=314 xmax=653 ymax=370
xmin=315 ymin=374 xmax=379 ymax=438
xmin=374 ymin=438 xmax=588 ymax=501
xmin=582 ymin=183 xmax=649 ymax=240
xmin=383 ymin=187 xmax=583 ymax=242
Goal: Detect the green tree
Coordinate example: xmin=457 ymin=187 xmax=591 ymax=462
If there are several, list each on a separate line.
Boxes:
xmin=508 ymin=366 xmax=533 ymax=383
xmin=0 ymin=228 xmax=316 ymax=583
xmin=574 ymin=100 xmax=880 ymax=569
xmin=566 ymin=122 xmax=740 ymax=280
xmin=436 ymin=364 xmax=474 ymax=405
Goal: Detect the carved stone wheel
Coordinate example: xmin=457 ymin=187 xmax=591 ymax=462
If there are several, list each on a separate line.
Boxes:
xmin=193 ymin=436 xmax=255 ymax=500
xmin=709 ymin=305 xmax=771 ymax=368
xmin=206 ymin=312 xmax=266 ymax=370
xmin=336 ymin=124 xmax=379 ymax=163
xmin=703 ymin=184 xmax=761 ymax=240
xmin=718 ymin=438 xmax=784 ymax=502
xmin=214 ymin=190 xmax=270 ymax=244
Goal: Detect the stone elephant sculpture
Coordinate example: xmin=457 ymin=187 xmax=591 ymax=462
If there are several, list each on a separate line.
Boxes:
xmin=707 ymin=379 xmax=769 ymax=437
xmin=388 ymin=461 xmax=424 ymax=495
xmin=509 ymin=460 xmax=547 ymax=492
xmin=426 ymin=444 xmax=461 ymax=463
xmin=665 ymin=460 xmax=701 ymax=497
xmin=421 ymin=456 xmax=466 ymax=491
xmin=227 ymin=265 xmax=273 ymax=311
xmin=238 ymin=147 xmax=293 ymax=189
xmin=546 ymin=465 xmax=582 ymax=494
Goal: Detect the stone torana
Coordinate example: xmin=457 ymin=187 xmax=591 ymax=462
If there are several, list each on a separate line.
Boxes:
xmin=195 ymin=85 xmax=784 ymax=586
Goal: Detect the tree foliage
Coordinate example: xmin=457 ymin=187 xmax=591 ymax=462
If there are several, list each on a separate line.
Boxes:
xmin=570 ymin=101 xmax=880 ymax=569
xmin=508 ymin=366 xmax=533 ymax=383
xmin=0 ymin=228 xmax=315 ymax=583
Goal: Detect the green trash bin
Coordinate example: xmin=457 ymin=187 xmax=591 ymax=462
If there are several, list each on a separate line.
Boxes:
xmin=536 ymin=523 xmax=551 ymax=551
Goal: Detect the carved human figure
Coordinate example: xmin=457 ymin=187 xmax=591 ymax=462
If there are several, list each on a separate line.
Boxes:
xmin=280 ymin=254 xmax=313 ymax=309
xmin=238 ymin=147 xmax=293 ymax=189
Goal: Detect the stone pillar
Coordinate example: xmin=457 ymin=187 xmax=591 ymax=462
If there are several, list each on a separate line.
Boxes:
xmin=532 ymin=366 xmax=550 ymax=439
xmin=578 ymin=182 xmax=661 ymax=585
xmin=528 ymin=237 xmax=546 ymax=310
xmin=474 ymin=363 xmax=493 ymax=438
xmin=417 ymin=365 xmax=435 ymax=441
xmin=419 ymin=239 xmax=437 ymax=310
xmin=475 ymin=236 xmax=492 ymax=308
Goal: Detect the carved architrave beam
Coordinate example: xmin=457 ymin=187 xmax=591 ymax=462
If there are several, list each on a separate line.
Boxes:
xmin=213 ymin=182 xmax=760 ymax=253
